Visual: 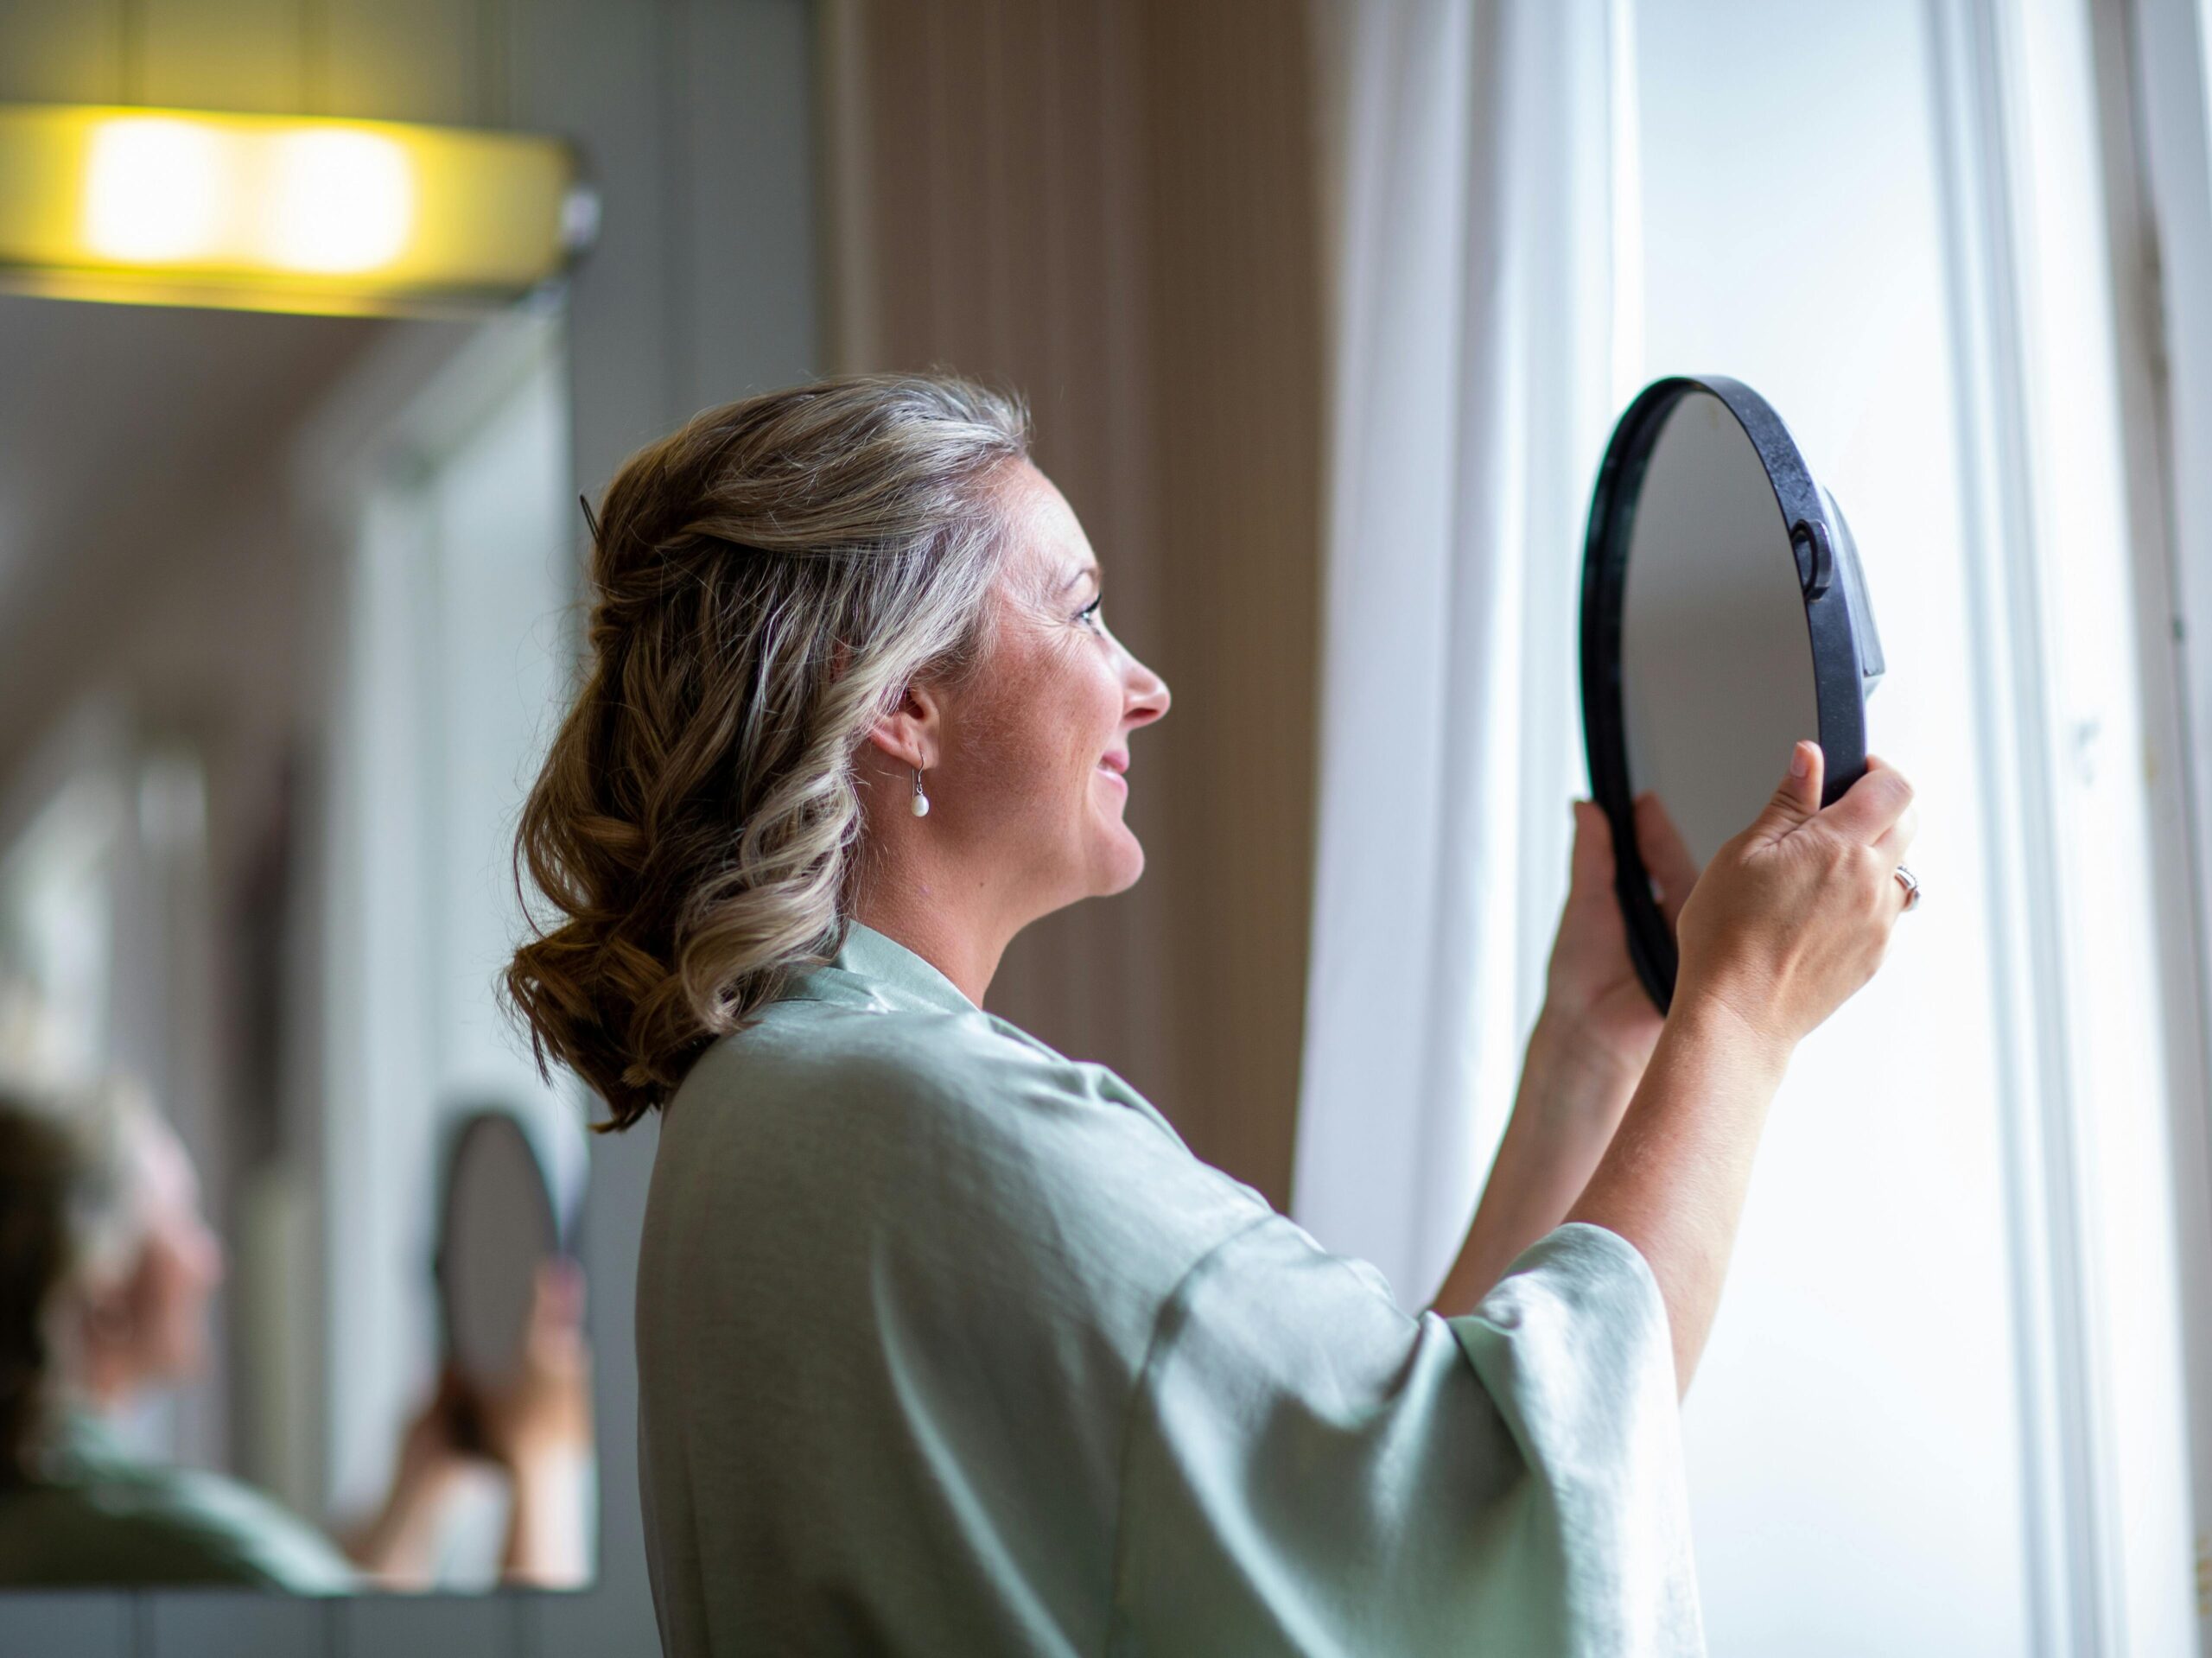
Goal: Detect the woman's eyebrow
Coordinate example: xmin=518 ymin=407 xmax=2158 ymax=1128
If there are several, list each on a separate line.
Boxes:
xmin=1059 ymin=561 xmax=1101 ymax=594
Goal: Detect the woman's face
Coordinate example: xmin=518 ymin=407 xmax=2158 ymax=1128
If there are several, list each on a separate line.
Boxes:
xmin=932 ymin=461 xmax=1170 ymax=915
xmin=80 ymin=1117 xmax=225 ymax=1398
xmin=130 ymin=1122 xmax=225 ymax=1382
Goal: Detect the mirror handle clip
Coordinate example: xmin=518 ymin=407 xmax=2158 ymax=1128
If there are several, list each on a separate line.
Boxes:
xmin=1791 ymin=518 xmax=1834 ymax=599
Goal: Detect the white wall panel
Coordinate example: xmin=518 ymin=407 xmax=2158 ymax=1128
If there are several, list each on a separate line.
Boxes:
xmin=137 ymin=0 xmax=305 ymax=111
xmin=143 ymin=1591 xmax=328 ymax=1658
xmin=0 ymin=1592 xmax=132 ymax=1658
xmin=321 ymin=0 xmax=486 ymax=124
xmin=672 ymin=0 xmax=821 ymax=414
xmin=0 ymin=0 xmax=123 ymax=103
xmin=341 ymin=1591 xmax=521 ymax=1658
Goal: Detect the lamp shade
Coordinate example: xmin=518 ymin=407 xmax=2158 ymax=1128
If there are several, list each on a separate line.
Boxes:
xmin=0 ymin=103 xmax=590 ymax=315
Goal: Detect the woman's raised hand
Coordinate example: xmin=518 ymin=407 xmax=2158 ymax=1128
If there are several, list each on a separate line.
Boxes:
xmin=1672 ymin=740 xmax=1917 ymax=1057
xmin=1564 ymin=740 xmax=1916 ymax=1391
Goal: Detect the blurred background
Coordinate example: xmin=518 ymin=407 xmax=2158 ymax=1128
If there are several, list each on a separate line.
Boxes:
xmin=3 ymin=1 xmax=2212 ymax=1655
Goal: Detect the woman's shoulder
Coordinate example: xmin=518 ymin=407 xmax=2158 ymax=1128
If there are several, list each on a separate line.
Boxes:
xmin=0 ymin=1449 xmax=354 ymax=1592
xmin=686 ymin=994 xmax=1182 ymax=1153
xmin=659 ymin=997 xmax=1274 ymax=1289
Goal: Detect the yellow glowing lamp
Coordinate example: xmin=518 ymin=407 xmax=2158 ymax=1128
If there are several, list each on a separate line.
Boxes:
xmin=0 ymin=104 xmax=591 ymax=314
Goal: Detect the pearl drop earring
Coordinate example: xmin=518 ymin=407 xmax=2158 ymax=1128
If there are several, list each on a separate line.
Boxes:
xmin=911 ymin=766 xmax=931 ymax=817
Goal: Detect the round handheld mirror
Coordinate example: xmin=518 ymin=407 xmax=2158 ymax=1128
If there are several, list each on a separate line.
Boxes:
xmin=435 ymin=1109 xmax=563 ymax=1395
xmin=1580 ymin=375 xmax=1885 ymax=1012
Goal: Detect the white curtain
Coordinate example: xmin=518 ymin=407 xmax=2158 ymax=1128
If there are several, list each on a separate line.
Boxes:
xmin=1293 ymin=0 xmax=1635 ymax=1304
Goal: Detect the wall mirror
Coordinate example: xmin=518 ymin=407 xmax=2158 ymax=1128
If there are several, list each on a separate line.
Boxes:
xmin=1580 ymin=375 xmax=1886 ymax=1010
xmin=0 ymin=292 xmax=594 ymax=1593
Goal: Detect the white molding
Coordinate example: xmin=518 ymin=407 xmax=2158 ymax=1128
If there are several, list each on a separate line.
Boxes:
xmin=1926 ymin=0 xmax=2209 ymax=1651
xmin=1926 ymin=0 xmax=2114 ymax=1649
xmin=2120 ymin=0 xmax=2212 ymax=1643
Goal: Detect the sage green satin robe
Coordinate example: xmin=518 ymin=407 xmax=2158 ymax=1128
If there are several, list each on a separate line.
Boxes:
xmin=636 ymin=923 xmax=1702 ymax=1656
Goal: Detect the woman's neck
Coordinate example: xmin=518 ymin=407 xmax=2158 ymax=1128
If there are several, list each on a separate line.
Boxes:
xmin=846 ymin=888 xmax=1008 ymax=1007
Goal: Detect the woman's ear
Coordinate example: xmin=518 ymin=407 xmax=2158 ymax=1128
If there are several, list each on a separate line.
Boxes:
xmin=863 ymin=678 xmax=942 ymax=772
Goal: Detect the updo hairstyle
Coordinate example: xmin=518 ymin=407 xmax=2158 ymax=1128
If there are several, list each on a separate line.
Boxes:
xmin=505 ymin=374 xmax=1030 ymax=1128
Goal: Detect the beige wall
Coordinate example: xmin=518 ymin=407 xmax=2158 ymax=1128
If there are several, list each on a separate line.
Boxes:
xmin=823 ymin=0 xmax=1325 ymax=1207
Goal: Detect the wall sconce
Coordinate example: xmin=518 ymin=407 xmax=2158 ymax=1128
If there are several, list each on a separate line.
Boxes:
xmin=0 ymin=103 xmax=594 ymax=315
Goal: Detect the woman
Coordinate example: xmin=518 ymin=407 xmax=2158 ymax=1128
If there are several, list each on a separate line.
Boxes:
xmin=506 ymin=375 xmax=1916 ymax=1655
xmin=0 ymin=1074 xmax=589 ymax=1590
xmin=0 ymin=1075 xmax=353 ymax=1590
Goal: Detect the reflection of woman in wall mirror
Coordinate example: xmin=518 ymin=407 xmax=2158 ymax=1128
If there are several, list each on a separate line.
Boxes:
xmin=0 ymin=1075 xmax=588 ymax=1590
xmin=505 ymin=377 xmax=1916 ymax=1651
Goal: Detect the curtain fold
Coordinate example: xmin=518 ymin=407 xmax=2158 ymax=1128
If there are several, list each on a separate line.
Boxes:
xmin=1293 ymin=0 xmax=1630 ymax=1305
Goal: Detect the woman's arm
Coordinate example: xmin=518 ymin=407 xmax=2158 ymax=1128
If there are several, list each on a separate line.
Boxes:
xmin=1570 ymin=745 xmax=1915 ymax=1394
xmin=1434 ymin=745 xmax=1916 ymax=1400
xmin=1427 ymin=1009 xmax=1641 ymax=1315
xmin=1566 ymin=995 xmax=1787 ymax=1394
xmin=340 ymin=1374 xmax=468 ymax=1587
xmin=1430 ymin=797 xmax=1694 ymax=1315
xmin=482 ymin=1260 xmax=594 ymax=1588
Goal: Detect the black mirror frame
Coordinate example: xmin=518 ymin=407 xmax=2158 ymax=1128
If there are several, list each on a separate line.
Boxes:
xmin=1579 ymin=373 xmax=1879 ymax=1013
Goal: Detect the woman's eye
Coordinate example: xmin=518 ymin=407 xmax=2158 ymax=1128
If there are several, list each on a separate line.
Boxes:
xmin=1077 ymin=595 xmax=1105 ymax=630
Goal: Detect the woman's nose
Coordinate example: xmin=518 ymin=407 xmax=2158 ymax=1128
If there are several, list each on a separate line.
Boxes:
xmin=1124 ymin=654 xmax=1170 ymax=728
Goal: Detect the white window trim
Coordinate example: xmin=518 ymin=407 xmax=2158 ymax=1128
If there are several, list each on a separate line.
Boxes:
xmin=1938 ymin=0 xmax=2212 ymax=1650
xmin=2118 ymin=0 xmax=2212 ymax=1644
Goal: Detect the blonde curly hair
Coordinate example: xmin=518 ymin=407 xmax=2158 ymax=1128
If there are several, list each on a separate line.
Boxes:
xmin=505 ymin=373 xmax=1030 ymax=1128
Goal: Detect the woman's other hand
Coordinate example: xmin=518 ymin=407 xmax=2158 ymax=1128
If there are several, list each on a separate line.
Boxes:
xmin=480 ymin=1257 xmax=594 ymax=1589
xmin=1673 ymin=740 xmax=1917 ymax=1056
xmin=1541 ymin=795 xmax=1700 ymax=1082
xmin=479 ymin=1258 xmax=594 ymax=1476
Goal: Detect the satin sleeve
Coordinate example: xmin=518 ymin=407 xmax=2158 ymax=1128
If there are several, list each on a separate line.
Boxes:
xmin=1107 ymin=1221 xmax=1704 ymax=1657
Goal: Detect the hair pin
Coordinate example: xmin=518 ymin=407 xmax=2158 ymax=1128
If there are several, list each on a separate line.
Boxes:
xmin=578 ymin=492 xmax=603 ymax=543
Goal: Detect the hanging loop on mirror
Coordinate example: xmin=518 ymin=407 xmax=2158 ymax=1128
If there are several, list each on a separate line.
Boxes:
xmin=1790 ymin=518 xmax=1834 ymax=599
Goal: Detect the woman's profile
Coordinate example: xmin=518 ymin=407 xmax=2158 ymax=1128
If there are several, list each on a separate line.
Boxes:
xmin=505 ymin=374 xmax=1916 ymax=1655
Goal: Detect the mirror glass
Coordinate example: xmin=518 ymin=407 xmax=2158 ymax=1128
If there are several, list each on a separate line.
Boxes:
xmin=0 ymin=292 xmax=594 ymax=1593
xmin=1618 ymin=390 xmax=1820 ymax=870
xmin=442 ymin=1112 xmax=563 ymax=1394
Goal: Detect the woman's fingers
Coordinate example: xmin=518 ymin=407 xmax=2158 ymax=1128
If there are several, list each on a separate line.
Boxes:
xmin=1859 ymin=754 xmax=1919 ymax=861
xmin=1752 ymin=740 xmax=1826 ymax=838
xmin=1874 ymin=803 xmax=1920 ymax=861
xmin=1568 ymin=798 xmax=1614 ymax=896
xmin=1821 ymin=753 xmax=1915 ymax=845
xmin=1634 ymin=791 xmax=1700 ymax=927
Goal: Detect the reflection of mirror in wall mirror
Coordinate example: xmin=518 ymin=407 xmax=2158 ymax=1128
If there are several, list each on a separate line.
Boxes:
xmin=1581 ymin=376 xmax=1886 ymax=1011
xmin=0 ymin=292 xmax=593 ymax=1594
xmin=439 ymin=1109 xmax=568 ymax=1398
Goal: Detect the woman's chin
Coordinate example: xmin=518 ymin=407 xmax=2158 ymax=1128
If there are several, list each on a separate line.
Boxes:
xmin=1093 ymin=824 xmax=1147 ymax=894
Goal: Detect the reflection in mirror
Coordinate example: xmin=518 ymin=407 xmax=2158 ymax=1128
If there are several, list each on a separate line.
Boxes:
xmin=1618 ymin=390 xmax=1819 ymax=873
xmin=440 ymin=1111 xmax=567 ymax=1398
xmin=0 ymin=293 xmax=593 ymax=1592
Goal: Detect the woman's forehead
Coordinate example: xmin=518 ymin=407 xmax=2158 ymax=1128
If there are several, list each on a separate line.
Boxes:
xmin=1000 ymin=462 xmax=1096 ymax=581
